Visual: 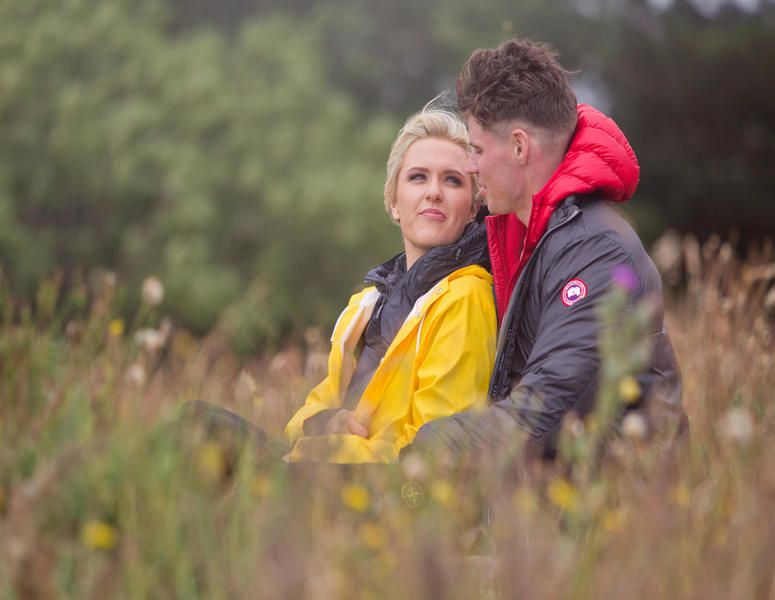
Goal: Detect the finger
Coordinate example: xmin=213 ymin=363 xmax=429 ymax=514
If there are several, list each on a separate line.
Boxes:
xmin=347 ymin=417 xmax=369 ymax=438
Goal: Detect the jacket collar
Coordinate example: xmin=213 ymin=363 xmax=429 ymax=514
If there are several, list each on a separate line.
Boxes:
xmin=364 ymin=219 xmax=490 ymax=298
xmin=485 ymin=104 xmax=640 ymax=321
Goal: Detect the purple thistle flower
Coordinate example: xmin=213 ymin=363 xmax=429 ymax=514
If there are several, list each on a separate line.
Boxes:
xmin=612 ymin=264 xmax=639 ymax=293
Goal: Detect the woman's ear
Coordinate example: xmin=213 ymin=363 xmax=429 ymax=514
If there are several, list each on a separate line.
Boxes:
xmin=468 ymin=202 xmax=478 ymax=222
xmin=390 ymin=204 xmax=400 ymax=221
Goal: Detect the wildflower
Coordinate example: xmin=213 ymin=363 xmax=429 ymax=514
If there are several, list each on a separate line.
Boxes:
xmin=670 ymin=483 xmax=691 ymax=508
xmin=547 ymin=479 xmax=579 ymax=512
xmin=621 ymin=412 xmax=648 ymax=442
xmin=108 ymin=318 xmax=125 ymax=337
xmin=235 ymin=371 xmax=258 ymax=405
xmin=585 ymin=415 xmax=599 ymax=433
xmin=513 ymin=488 xmax=538 ymax=515
xmin=430 ymin=480 xmax=454 ymax=507
xmin=196 ymin=442 xmax=226 ymax=482
xmin=358 ymin=522 xmax=386 ymax=550
xmin=717 ymin=407 xmax=754 ymax=445
xmin=125 ymin=363 xmax=147 ymax=386
xmin=81 ymin=520 xmax=118 ymax=550
xmin=765 ymin=288 xmax=775 ymax=311
xmin=135 ymin=328 xmax=165 ymax=353
xmin=141 ymin=276 xmax=164 ymax=307
xmin=713 ymin=527 xmax=729 ymax=548
xmin=565 ymin=414 xmax=585 ymax=438
xmin=400 ymin=452 xmax=428 ymax=481
xmin=618 ymin=376 xmax=642 ymax=403
xmin=612 ymin=264 xmax=639 ymax=293
xmin=341 ymin=483 xmax=370 ymax=513
xmin=650 ymin=230 xmax=682 ymax=278
xmin=601 ymin=508 xmax=626 ymax=534
xmin=65 ymin=320 xmax=83 ymax=342
xmin=103 ymin=271 xmax=117 ymax=290
xmin=250 ymin=475 xmax=270 ymax=498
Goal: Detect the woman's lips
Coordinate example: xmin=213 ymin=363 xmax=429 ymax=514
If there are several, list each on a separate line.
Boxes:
xmin=419 ymin=208 xmax=446 ymax=221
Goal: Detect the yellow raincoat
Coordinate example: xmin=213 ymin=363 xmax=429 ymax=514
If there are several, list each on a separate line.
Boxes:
xmin=284 ymin=264 xmax=496 ymax=463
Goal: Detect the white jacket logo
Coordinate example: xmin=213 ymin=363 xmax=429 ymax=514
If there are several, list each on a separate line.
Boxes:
xmin=561 ymin=279 xmax=588 ymax=306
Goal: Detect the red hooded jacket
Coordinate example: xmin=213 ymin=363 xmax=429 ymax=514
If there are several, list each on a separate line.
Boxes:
xmin=485 ymin=104 xmax=640 ymax=320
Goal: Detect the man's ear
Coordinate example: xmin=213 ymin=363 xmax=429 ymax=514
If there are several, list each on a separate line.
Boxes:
xmin=511 ymin=128 xmax=529 ymax=165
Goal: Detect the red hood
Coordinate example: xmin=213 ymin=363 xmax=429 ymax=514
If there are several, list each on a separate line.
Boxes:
xmin=486 ymin=104 xmax=640 ymax=321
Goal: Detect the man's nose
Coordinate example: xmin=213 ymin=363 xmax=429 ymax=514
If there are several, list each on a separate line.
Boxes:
xmin=465 ymin=155 xmax=478 ymax=174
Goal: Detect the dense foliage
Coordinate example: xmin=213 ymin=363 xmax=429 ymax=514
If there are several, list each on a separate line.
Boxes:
xmin=1 ymin=0 xmax=773 ymax=347
xmin=0 ymin=0 xmax=398 ymax=348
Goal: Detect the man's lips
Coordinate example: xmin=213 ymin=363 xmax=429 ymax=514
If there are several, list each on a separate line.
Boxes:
xmin=419 ymin=208 xmax=446 ymax=221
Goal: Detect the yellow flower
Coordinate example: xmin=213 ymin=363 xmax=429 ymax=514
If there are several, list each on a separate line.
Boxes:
xmin=341 ymin=483 xmax=370 ymax=513
xmin=196 ymin=442 xmax=226 ymax=481
xmin=585 ymin=415 xmax=599 ymax=434
xmin=250 ymin=474 xmax=270 ymax=498
xmin=513 ymin=488 xmax=538 ymax=515
xmin=601 ymin=508 xmax=626 ymax=533
xmin=430 ymin=480 xmax=454 ymax=507
xmin=670 ymin=483 xmax=691 ymax=508
xmin=81 ymin=520 xmax=118 ymax=550
xmin=358 ymin=522 xmax=386 ymax=550
xmin=618 ymin=376 xmax=642 ymax=403
xmin=548 ymin=479 xmax=579 ymax=512
xmin=108 ymin=319 xmax=125 ymax=337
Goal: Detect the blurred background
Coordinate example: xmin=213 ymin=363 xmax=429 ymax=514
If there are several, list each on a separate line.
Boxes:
xmin=1 ymin=0 xmax=773 ymax=352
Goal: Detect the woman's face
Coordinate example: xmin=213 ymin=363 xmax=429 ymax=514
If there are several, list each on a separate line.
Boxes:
xmin=391 ymin=137 xmax=476 ymax=269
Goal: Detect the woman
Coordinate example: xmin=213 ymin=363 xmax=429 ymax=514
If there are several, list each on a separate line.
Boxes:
xmin=283 ymin=107 xmax=496 ymax=463
xmin=188 ymin=107 xmax=496 ymax=464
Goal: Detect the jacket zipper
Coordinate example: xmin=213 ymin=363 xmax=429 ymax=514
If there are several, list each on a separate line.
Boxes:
xmin=488 ymin=205 xmax=582 ymax=399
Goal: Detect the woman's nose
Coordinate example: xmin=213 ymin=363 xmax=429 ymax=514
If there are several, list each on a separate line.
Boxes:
xmin=425 ymin=178 xmax=442 ymax=201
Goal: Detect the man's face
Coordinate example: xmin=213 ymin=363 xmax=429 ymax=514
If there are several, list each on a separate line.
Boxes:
xmin=466 ymin=117 xmax=524 ymax=216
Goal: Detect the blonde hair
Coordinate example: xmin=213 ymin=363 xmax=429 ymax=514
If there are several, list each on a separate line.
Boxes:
xmin=383 ymin=107 xmax=478 ymax=221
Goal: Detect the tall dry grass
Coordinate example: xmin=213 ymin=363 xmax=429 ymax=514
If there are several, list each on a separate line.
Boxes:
xmin=0 ymin=234 xmax=773 ymax=599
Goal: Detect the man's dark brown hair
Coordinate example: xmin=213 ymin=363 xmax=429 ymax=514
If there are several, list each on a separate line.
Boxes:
xmin=457 ymin=38 xmax=577 ymax=134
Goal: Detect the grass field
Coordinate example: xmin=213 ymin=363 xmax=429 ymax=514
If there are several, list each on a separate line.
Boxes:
xmin=1 ymin=234 xmax=773 ymax=599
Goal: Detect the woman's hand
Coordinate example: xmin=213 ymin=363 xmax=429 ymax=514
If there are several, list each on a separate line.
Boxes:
xmin=324 ymin=409 xmax=368 ymax=438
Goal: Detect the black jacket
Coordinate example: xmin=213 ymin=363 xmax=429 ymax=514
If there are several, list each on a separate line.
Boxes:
xmin=410 ymin=195 xmax=685 ymax=459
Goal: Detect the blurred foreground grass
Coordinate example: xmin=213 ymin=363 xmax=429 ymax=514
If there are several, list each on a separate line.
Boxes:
xmin=1 ymin=234 xmax=774 ymax=599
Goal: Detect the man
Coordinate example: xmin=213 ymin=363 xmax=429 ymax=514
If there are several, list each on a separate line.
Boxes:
xmin=409 ymin=38 xmax=685 ymax=460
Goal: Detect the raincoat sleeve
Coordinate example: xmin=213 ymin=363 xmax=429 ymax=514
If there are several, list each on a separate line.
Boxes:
xmin=284 ymin=291 xmax=364 ymax=445
xmin=397 ymin=275 xmax=497 ymax=450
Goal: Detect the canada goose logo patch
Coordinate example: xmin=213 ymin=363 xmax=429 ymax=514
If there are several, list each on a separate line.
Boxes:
xmin=561 ymin=279 xmax=588 ymax=306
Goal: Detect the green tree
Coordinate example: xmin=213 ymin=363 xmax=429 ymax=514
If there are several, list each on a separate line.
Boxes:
xmin=0 ymin=0 xmax=400 ymax=349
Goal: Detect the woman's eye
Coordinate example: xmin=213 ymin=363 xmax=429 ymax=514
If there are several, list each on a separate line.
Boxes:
xmin=445 ymin=175 xmax=463 ymax=186
xmin=409 ymin=173 xmax=426 ymax=181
